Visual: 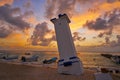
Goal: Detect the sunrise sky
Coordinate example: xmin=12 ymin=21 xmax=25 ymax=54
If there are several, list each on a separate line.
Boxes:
xmin=0 ymin=0 xmax=120 ymax=52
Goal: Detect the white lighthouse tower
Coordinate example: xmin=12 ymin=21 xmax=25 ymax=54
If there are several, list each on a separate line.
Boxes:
xmin=51 ymin=14 xmax=83 ymax=75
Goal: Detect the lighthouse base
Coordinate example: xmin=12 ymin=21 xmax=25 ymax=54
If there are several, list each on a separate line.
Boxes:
xmin=58 ymin=57 xmax=84 ymax=75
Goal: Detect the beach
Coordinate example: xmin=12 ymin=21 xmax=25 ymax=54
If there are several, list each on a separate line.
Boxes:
xmin=0 ymin=51 xmax=120 ymax=80
xmin=0 ymin=62 xmax=120 ymax=80
xmin=0 ymin=62 xmax=95 ymax=80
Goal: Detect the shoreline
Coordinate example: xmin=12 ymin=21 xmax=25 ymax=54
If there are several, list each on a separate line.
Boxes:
xmin=1 ymin=50 xmax=120 ymax=54
xmin=0 ymin=59 xmax=120 ymax=74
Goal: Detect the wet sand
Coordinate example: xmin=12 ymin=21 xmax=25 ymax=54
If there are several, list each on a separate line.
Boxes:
xmin=0 ymin=62 xmax=119 ymax=80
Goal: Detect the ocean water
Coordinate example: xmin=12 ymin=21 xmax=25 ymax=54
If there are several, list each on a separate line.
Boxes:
xmin=0 ymin=50 xmax=120 ymax=69
xmin=35 ymin=51 xmax=120 ymax=68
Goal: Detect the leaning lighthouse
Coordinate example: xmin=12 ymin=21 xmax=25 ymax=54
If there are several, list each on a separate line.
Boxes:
xmin=51 ymin=14 xmax=83 ymax=75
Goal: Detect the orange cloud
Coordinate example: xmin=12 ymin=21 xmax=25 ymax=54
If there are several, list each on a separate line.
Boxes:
xmin=74 ymin=37 xmax=104 ymax=46
xmin=70 ymin=1 xmax=120 ymax=31
xmin=0 ymin=0 xmax=13 ymax=6
xmin=70 ymin=12 xmax=99 ymax=31
xmin=113 ymin=25 xmax=120 ymax=34
xmin=99 ymin=1 xmax=120 ymax=12
xmin=0 ymin=32 xmax=28 ymax=48
xmin=24 ymin=16 xmax=39 ymax=25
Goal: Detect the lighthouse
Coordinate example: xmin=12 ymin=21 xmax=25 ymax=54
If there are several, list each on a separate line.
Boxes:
xmin=50 ymin=14 xmax=83 ymax=75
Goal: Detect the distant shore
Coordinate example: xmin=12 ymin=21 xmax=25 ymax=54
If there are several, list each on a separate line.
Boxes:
xmin=0 ymin=49 xmax=120 ymax=53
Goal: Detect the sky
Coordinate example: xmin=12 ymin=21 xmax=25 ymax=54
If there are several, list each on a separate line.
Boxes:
xmin=0 ymin=0 xmax=120 ymax=52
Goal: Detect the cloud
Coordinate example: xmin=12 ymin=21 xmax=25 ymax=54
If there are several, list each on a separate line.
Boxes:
xmin=45 ymin=0 xmax=57 ymax=19
xmin=0 ymin=23 xmax=13 ymax=38
xmin=21 ymin=1 xmax=38 ymax=25
xmin=23 ymin=0 xmax=32 ymax=9
xmin=0 ymin=32 xmax=29 ymax=47
xmin=101 ymin=35 xmax=120 ymax=47
xmin=0 ymin=0 xmax=13 ymax=6
xmin=98 ymin=28 xmax=112 ymax=37
xmin=45 ymin=0 xmax=92 ymax=19
xmin=45 ymin=0 xmax=120 ymax=19
xmin=22 ymin=0 xmax=34 ymax=18
xmin=24 ymin=16 xmax=39 ymax=25
xmin=98 ymin=32 xmax=104 ymax=37
xmin=87 ymin=8 xmax=120 ymax=46
xmin=115 ymin=35 xmax=120 ymax=46
xmin=84 ymin=8 xmax=120 ymax=31
xmin=30 ymin=22 xmax=56 ymax=46
xmin=107 ymin=0 xmax=118 ymax=3
xmin=11 ymin=7 xmax=21 ymax=15
xmin=110 ymin=35 xmax=120 ymax=46
xmin=105 ymin=37 xmax=110 ymax=44
xmin=56 ymin=0 xmax=76 ymax=18
xmin=0 ymin=4 xmax=31 ymax=38
xmin=45 ymin=0 xmax=120 ymax=31
xmin=23 ymin=11 xmax=34 ymax=17
xmin=108 ymin=8 xmax=120 ymax=25
xmin=45 ymin=0 xmax=76 ymax=19
xmin=70 ymin=1 xmax=120 ymax=30
xmin=84 ymin=18 xmax=109 ymax=30
xmin=73 ymin=32 xmax=86 ymax=41
xmin=30 ymin=25 xmax=87 ymax=47
xmin=0 ymin=4 xmax=30 ymax=31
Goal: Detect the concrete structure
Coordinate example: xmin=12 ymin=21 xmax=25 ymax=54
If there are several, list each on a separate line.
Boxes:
xmin=51 ymin=14 xmax=83 ymax=75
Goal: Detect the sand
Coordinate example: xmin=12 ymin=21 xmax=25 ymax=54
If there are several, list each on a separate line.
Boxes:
xmin=0 ymin=62 xmax=95 ymax=80
xmin=0 ymin=62 xmax=119 ymax=80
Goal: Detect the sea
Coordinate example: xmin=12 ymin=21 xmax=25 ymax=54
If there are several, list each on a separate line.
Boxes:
xmin=0 ymin=50 xmax=120 ymax=69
